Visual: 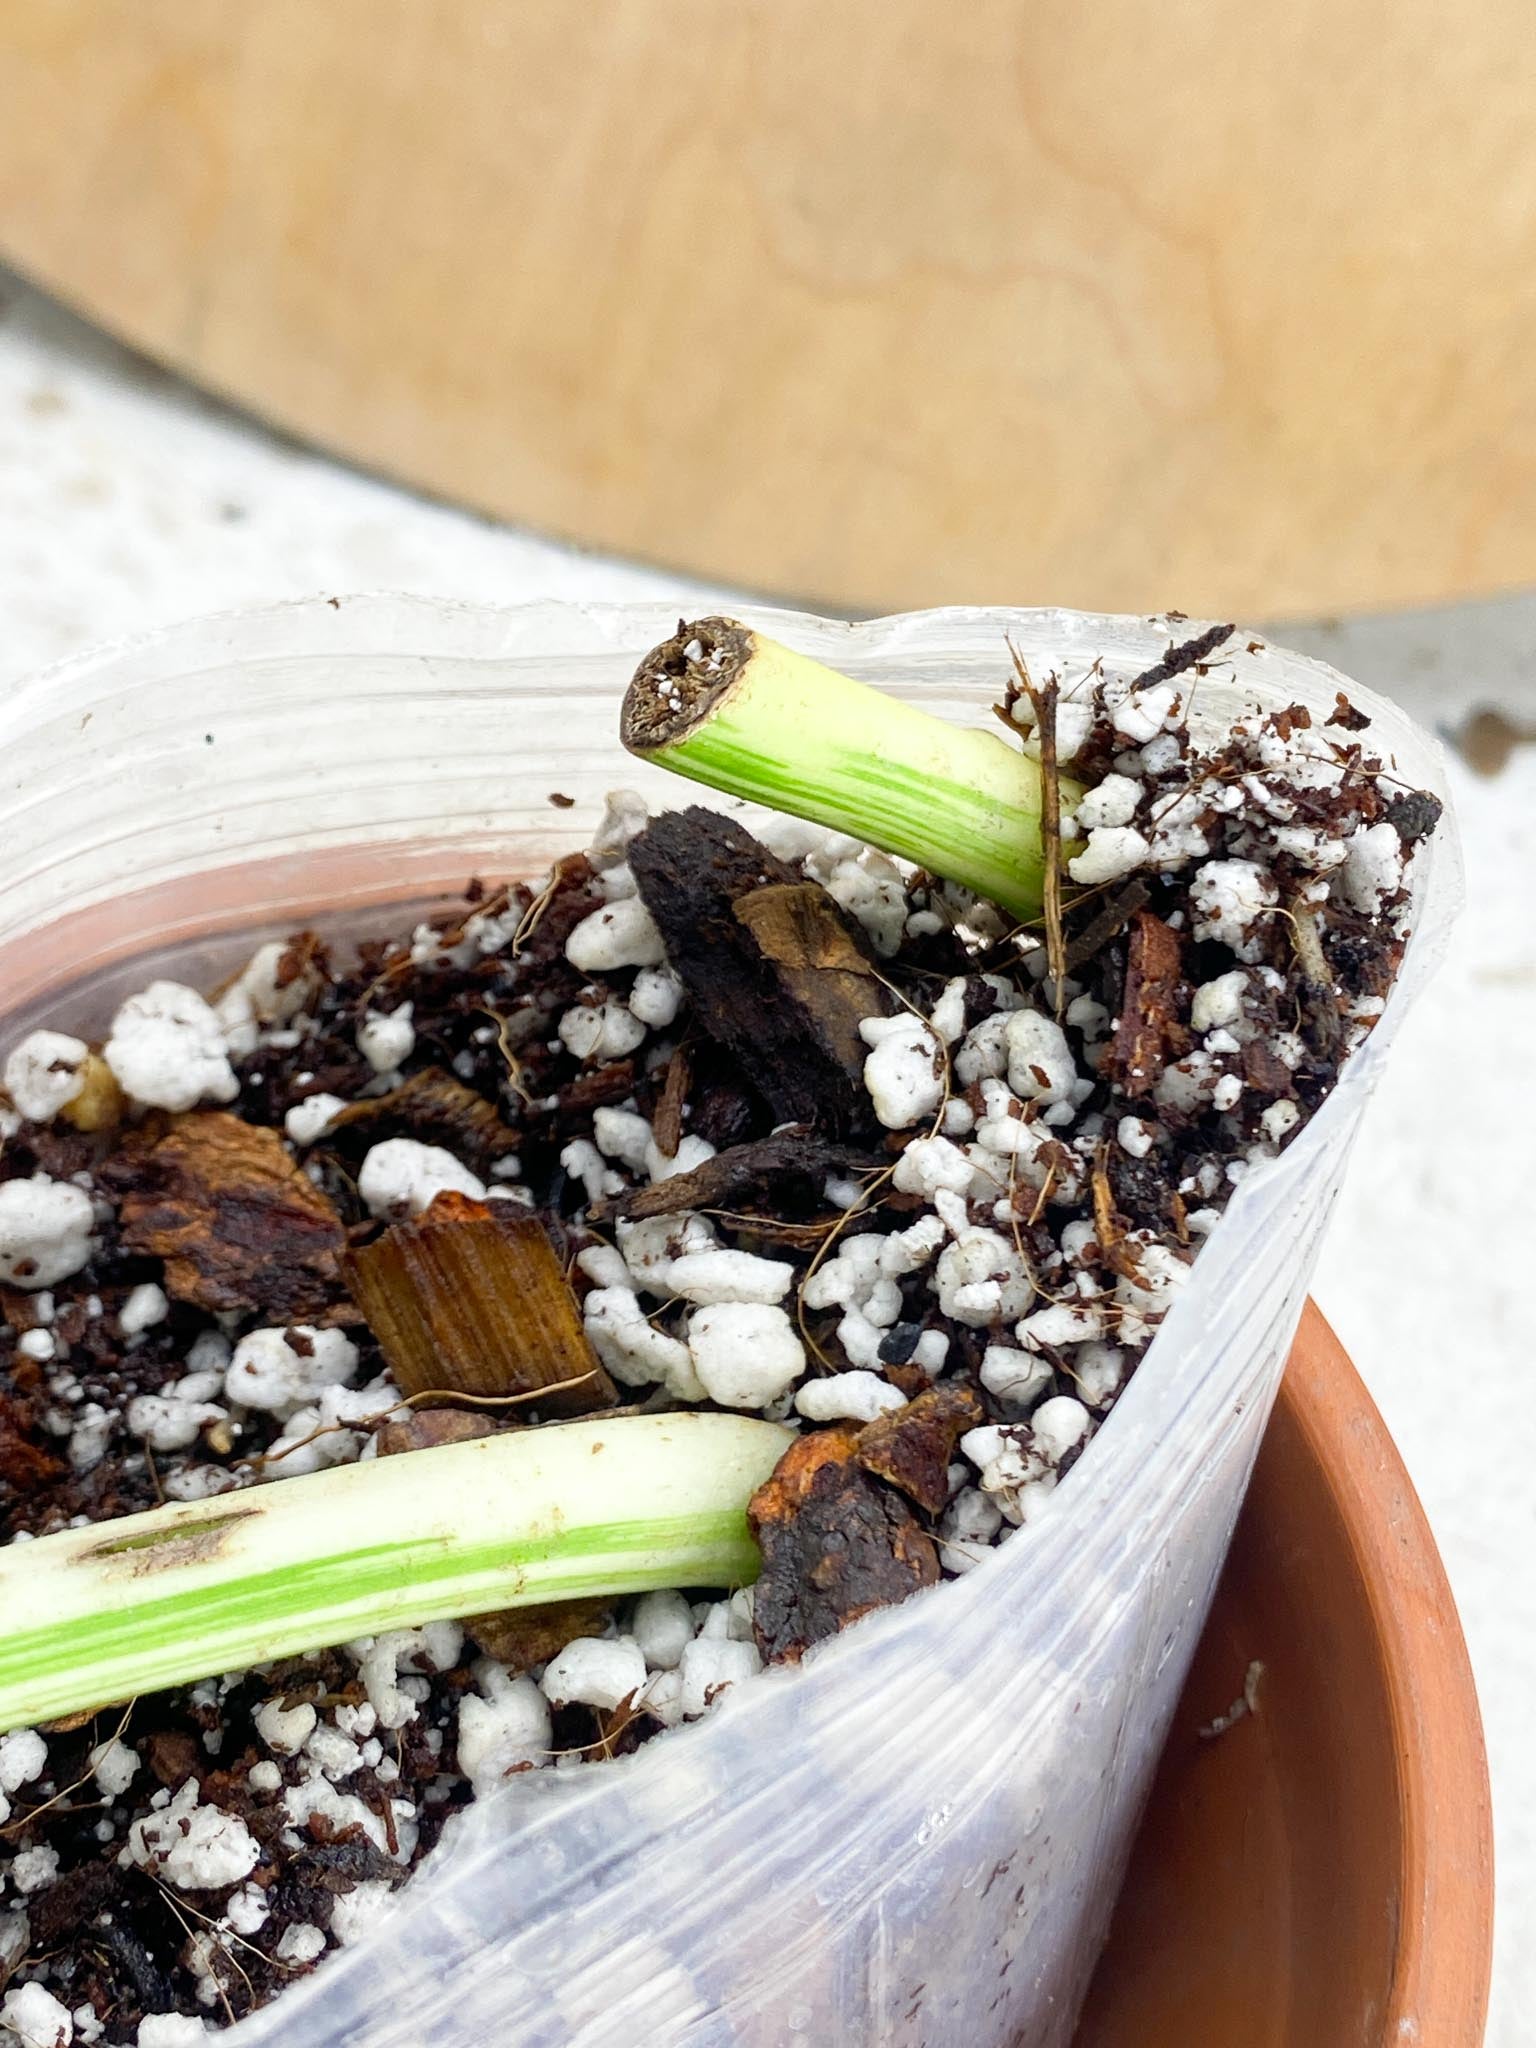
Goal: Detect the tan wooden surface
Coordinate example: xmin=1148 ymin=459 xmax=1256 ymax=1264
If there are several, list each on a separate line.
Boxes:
xmin=1 ymin=1 xmax=1533 ymax=619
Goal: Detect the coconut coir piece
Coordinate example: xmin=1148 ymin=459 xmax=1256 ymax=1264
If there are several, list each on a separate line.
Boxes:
xmin=343 ymin=1192 xmax=615 ymax=1414
xmin=115 ymin=1112 xmax=348 ymax=1318
xmin=628 ymin=808 xmax=893 ymax=1132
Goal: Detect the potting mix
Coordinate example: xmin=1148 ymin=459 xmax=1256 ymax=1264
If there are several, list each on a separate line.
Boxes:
xmin=0 ymin=620 xmax=1440 ymax=2044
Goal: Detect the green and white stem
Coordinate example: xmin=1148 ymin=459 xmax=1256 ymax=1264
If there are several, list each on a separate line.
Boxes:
xmin=622 ymin=617 xmax=1084 ymax=921
xmin=0 ymin=1413 xmax=789 ymax=1734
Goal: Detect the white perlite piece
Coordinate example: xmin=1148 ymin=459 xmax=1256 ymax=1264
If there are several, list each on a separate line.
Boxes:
xmin=666 ymin=1249 xmax=794 ymax=1306
xmin=591 ymin=1106 xmax=653 ymax=1174
xmin=679 ymin=1636 xmax=762 ymax=1719
xmin=1191 ymin=969 xmax=1249 ymax=1034
xmin=2 ymin=1032 xmax=89 ymax=1124
xmin=136 ymin=2020 xmax=210 ymax=2047
xmin=961 ymin=1395 xmax=1095 ymax=1526
xmin=126 ymin=1377 xmax=228 ymax=1453
xmin=215 ymin=940 xmax=320 ymax=1056
xmin=1107 ymin=679 xmax=1178 ymax=743
xmin=647 ymin=1132 xmax=714 ymax=1184
xmin=560 ymin=1139 xmax=624 ymax=1207
xmin=129 ymin=1781 xmax=260 ymax=1890
xmin=583 ymin=1287 xmax=704 ymax=1400
xmin=1005 ymin=1010 xmax=1078 ymax=1106
xmin=892 ymin=1135 xmax=975 ymax=1200
xmin=1074 ymin=772 xmax=1143 ymax=831
xmin=587 ymin=789 xmax=650 ymax=868
xmin=0 ymin=1729 xmax=48 ymax=1798
xmin=557 ymin=997 xmax=647 ymax=1064
xmin=1189 ymin=859 xmax=1278 ymax=963
xmin=225 ymin=1326 xmax=359 ymax=1418
xmin=329 ymin=1880 xmax=397 ymax=1948
xmin=933 ymin=1229 xmax=1034 ymax=1326
xmin=630 ymin=1590 xmax=694 ymax=1671
xmin=541 ymin=1637 xmax=647 ymax=1713
xmin=284 ymin=1092 xmax=348 ymax=1146
xmin=1116 ymin=1115 xmax=1154 ymax=1159
xmin=978 ymin=1345 xmax=1053 ymax=1410
xmin=349 ymin=1624 xmax=464 ymax=1731
xmin=10 ymin=1845 xmax=59 ymax=1894
xmin=357 ymin=1138 xmax=486 ymax=1217
xmin=1261 ymin=1099 xmax=1301 ymax=1142
xmin=357 ymin=1004 xmax=415 ymax=1075
xmin=1067 ymin=826 xmax=1151 ymax=886
xmin=1 ymin=1984 xmax=73 ymax=2048
xmin=1017 ymin=1299 xmax=1107 ymax=1351
xmin=859 ymin=1014 xmax=944 ymax=1130
xmin=0 ymin=1176 xmax=96 ymax=1290
xmin=455 ymin=1667 xmax=551 ymax=1799
xmin=253 ymin=1699 xmax=317 ymax=1756
xmin=0 ymin=1913 xmax=29 ymax=1977
xmin=795 ymin=1371 xmax=907 ymax=1424
xmin=686 ymin=1302 xmax=806 ymax=1409
xmin=564 ymin=896 xmax=666 ymax=973
xmin=118 ymin=1283 xmax=169 ymax=1337
xmin=938 ymin=1486 xmax=1005 ymax=1574
xmin=627 ymin=966 xmax=683 ymax=1029
xmin=88 ymin=1738 xmax=139 ymax=1798
xmin=273 ymin=1924 xmax=327 ymax=1967
xmin=104 ymin=982 xmax=238 ymax=1113
xmin=616 ymin=1211 xmax=716 ymax=1295
xmin=1338 ymin=821 xmax=1404 ymax=914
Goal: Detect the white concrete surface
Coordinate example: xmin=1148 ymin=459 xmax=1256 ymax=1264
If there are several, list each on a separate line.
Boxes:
xmin=0 ymin=268 xmax=1530 ymax=2041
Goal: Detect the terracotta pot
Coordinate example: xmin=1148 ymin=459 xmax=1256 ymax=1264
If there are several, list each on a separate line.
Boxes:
xmin=1073 ymin=1302 xmax=1493 ymax=2047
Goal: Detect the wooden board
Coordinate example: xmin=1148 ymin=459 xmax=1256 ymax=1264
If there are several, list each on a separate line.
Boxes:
xmin=1 ymin=1 xmax=1534 ymax=619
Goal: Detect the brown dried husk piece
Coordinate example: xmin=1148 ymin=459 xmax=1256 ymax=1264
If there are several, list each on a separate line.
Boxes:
xmin=116 ymin=1113 xmax=348 ymax=1318
xmin=343 ymin=1192 xmax=616 ymax=1413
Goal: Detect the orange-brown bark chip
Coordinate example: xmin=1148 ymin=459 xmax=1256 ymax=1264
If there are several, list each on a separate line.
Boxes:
xmin=748 ymin=1427 xmax=940 ymax=1665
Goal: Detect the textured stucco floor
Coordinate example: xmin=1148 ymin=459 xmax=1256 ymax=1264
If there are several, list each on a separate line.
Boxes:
xmin=1 ymin=267 xmax=1530 ymax=2043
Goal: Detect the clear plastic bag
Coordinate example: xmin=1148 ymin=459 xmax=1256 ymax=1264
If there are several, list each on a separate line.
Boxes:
xmin=0 ymin=598 xmax=1459 ymax=2047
